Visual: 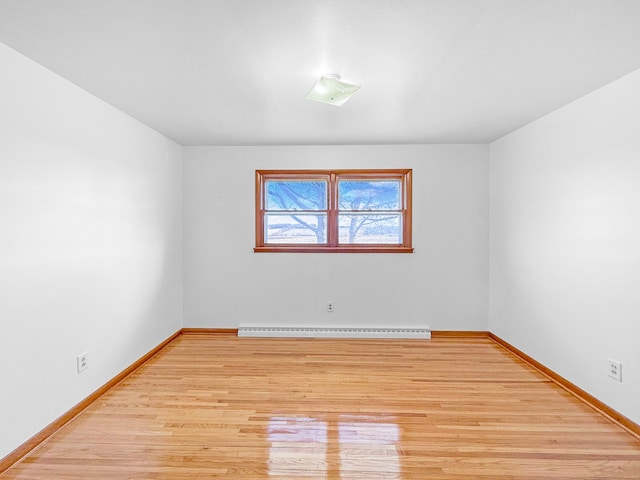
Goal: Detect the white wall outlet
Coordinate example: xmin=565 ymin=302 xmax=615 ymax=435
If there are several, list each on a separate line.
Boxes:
xmin=608 ymin=359 xmax=622 ymax=382
xmin=326 ymin=301 xmax=334 ymax=313
xmin=77 ymin=352 xmax=88 ymax=373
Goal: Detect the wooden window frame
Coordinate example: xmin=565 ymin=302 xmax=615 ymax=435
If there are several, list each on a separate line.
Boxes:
xmin=254 ymin=169 xmax=413 ymax=253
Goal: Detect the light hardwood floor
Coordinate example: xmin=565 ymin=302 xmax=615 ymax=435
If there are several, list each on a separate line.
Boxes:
xmin=3 ymin=333 xmax=639 ymax=479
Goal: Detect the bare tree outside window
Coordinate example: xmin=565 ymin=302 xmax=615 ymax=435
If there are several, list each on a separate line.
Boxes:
xmin=338 ymin=180 xmax=402 ymax=244
xmin=265 ymin=180 xmax=327 ymax=243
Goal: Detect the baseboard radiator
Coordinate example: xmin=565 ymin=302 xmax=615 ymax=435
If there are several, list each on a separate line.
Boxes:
xmin=238 ymin=326 xmax=431 ymax=339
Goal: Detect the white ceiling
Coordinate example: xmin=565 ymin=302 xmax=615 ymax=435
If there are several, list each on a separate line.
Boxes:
xmin=1 ymin=0 xmax=640 ymax=146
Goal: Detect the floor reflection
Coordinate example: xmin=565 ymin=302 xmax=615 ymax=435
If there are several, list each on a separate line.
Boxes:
xmin=268 ymin=417 xmax=328 ymax=476
xmin=268 ymin=415 xmax=400 ymax=478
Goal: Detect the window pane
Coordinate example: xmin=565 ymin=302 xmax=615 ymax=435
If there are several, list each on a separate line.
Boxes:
xmin=265 ymin=213 xmax=327 ymax=243
xmin=338 ymin=180 xmax=400 ymax=211
xmin=266 ymin=180 xmax=327 ymax=210
xmin=338 ymin=214 xmax=401 ymax=244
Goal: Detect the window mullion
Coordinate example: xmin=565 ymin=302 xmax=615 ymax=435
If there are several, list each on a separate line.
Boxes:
xmin=328 ymin=173 xmax=338 ymax=247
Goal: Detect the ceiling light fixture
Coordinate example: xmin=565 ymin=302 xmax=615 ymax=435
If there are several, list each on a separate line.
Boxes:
xmin=305 ymin=74 xmax=361 ymax=107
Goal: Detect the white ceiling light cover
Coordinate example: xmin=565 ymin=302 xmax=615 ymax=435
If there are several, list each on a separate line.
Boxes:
xmin=305 ymin=74 xmax=361 ymax=107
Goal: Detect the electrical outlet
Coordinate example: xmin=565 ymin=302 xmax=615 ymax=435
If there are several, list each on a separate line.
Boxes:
xmin=327 ymin=301 xmax=334 ymax=313
xmin=608 ymin=359 xmax=622 ymax=382
xmin=77 ymin=352 xmax=88 ymax=373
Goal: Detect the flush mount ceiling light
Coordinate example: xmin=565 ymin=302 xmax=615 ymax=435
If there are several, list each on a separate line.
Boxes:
xmin=305 ymin=74 xmax=361 ymax=107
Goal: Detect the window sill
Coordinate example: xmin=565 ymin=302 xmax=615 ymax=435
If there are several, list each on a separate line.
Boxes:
xmin=253 ymin=246 xmax=414 ymax=254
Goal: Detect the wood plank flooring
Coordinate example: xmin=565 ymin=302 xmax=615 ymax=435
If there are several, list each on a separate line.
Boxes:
xmin=3 ymin=333 xmax=639 ymax=479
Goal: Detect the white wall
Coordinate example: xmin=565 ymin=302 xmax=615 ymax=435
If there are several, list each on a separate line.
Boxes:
xmin=0 ymin=43 xmax=183 ymax=458
xmin=183 ymin=144 xmax=489 ymax=331
xmin=490 ymin=69 xmax=640 ymax=424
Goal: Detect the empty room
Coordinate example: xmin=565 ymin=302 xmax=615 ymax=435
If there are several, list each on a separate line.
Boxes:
xmin=1 ymin=0 xmax=639 ymax=478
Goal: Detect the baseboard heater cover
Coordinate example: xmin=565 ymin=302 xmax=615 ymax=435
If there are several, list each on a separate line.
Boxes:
xmin=237 ymin=326 xmax=431 ymax=339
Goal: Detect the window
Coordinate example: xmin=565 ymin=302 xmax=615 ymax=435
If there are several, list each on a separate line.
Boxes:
xmin=255 ymin=169 xmax=413 ymax=253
